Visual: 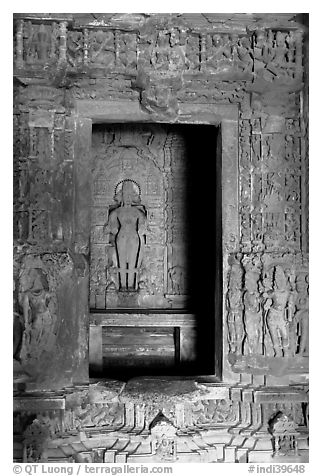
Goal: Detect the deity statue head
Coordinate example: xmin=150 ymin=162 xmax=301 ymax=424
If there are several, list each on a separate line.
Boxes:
xmin=276 ymin=31 xmax=286 ymax=47
xmin=213 ymin=34 xmax=223 ymax=47
xmin=115 ymin=180 xmax=141 ymax=206
xmin=95 ymin=30 xmax=105 ymax=44
xmin=239 ymin=36 xmax=251 ymax=48
xmin=274 ymin=265 xmax=287 ymax=290
xmin=170 ymin=30 xmax=179 ymax=47
xmin=255 ymin=30 xmax=265 ymax=46
xmin=158 ymin=31 xmax=169 ymax=48
xmin=26 ymin=268 xmax=49 ymax=294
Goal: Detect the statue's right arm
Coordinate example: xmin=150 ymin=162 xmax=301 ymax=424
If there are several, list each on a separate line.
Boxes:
xmin=263 ymin=297 xmax=273 ymax=310
xmin=22 ymin=293 xmax=30 ymax=325
xmin=104 ymin=210 xmax=118 ymax=235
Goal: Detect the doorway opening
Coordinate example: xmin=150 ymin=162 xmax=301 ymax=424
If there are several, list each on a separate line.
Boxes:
xmin=89 ymin=122 xmax=222 ymax=379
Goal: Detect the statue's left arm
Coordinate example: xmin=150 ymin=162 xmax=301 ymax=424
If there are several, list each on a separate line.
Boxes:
xmin=287 ymin=290 xmax=296 ymax=322
xmin=137 ymin=210 xmax=147 ymax=243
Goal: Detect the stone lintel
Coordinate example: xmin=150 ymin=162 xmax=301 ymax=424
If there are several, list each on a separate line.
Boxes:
xmin=254 ymin=388 xmax=308 ymax=404
xmin=14 ymin=397 xmax=65 ymax=412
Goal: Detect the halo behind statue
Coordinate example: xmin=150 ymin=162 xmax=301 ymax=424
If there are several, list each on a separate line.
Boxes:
xmin=114 ymin=179 xmax=141 ymax=204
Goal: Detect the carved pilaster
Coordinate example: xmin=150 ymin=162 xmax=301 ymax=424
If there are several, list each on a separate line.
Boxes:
xmin=15 ymin=19 xmax=24 ymax=69
xmin=83 ymin=28 xmax=89 ymax=65
xmin=58 ymin=21 xmax=68 ymax=64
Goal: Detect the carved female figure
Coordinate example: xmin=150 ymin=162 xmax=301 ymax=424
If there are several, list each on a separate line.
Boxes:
xmin=104 ymin=180 xmax=147 ymax=290
xmin=273 ymin=32 xmax=287 ymax=67
xmin=227 ymin=288 xmax=244 ymax=354
xmin=243 ymin=270 xmax=263 ymax=355
xmin=263 ymin=266 xmax=294 ymax=357
xmin=227 ymin=257 xmax=244 ymax=354
xmin=19 ymin=268 xmax=53 ymax=365
xmin=290 ymin=273 xmax=309 ymax=356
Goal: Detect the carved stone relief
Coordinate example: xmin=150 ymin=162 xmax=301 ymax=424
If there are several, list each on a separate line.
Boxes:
xmin=104 ymin=180 xmax=147 ymax=291
xmin=64 ymin=403 xmax=124 ymax=431
xmin=14 ymin=380 xmax=308 ymax=462
xmin=15 ymin=18 xmax=303 ymax=88
xmin=227 ymin=255 xmax=244 ymax=354
xmin=19 ymin=266 xmax=55 ymax=366
xmin=189 ymin=399 xmax=238 ymax=426
xmin=165 ymin=132 xmax=189 ymax=304
xmin=13 ymin=110 xmax=74 ymax=249
xmin=15 ymin=20 xmax=70 ymax=70
xmin=239 ymin=114 xmax=304 ymax=253
xmin=90 ymin=125 xmax=194 ymax=309
xmin=13 ymin=14 xmax=308 ymax=387
xmin=22 ymin=22 xmax=60 ymax=66
xmin=17 ymin=253 xmax=73 ymax=374
xmin=243 ymin=257 xmax=263 ymax=356
xmin=12 ymin=248 xmax=90 ymax=389
xmin=202 ymin=33 xmax=253 ymax=79
xmin=252 ymin=29 xmax=303 ymax=86
xmin=23 ymin=419 xmax=51 ymax=462
xmin=91 ymin=127 xmax=166 ymax=308
xmin=227 ymin=253 xmax=309 ymax=374
xmin=268 ymin=411 xmax=300 ymax=457
xmin=150 ymin=413 xmax=177 ymax=462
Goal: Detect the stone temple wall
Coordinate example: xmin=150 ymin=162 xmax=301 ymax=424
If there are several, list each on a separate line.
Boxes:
xmin=13 ymin=13 xmax=308 ymax=463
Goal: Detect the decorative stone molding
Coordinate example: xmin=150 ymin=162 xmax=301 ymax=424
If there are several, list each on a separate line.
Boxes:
xmin=14 ymin=381 xmax=308 ymax=463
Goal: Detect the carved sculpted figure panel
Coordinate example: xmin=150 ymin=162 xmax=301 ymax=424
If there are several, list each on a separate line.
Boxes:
xmin=13 ymin=15 xmax=307 ymax=387
xmin=19 ymin=267 xmax=55 ymax=367
xmin=263 ymin=265 xmax=295 ymax=357
xmin=227 ymin=253 xmax=308 ymax=374
xmin=104 ymin=180 xmax=147 ymax=291
xmin=90 ymin=125 xmax=193 ymax=309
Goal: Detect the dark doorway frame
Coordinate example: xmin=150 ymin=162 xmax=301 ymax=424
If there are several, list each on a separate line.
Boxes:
xmin=73 ymin=99 xmax=239 ymax=382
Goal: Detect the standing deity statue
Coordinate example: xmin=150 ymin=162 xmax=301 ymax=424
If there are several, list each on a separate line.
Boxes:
xmin=19 ymin=268 xmax=54 ymax=365
xmin=289 ymin=273 xmax=309 ymax=356
xmin=243 ymin=270 xmax=263 ymax=355
xmin=263 ymin=266 xmax=295 ymax=357
xmin=13 ymin=267 xmax=30 ymax=382
xmin=104 ymin=180 xmax=147 ymax=291
xmin=227 ymin=257 xmax=244 ymax=354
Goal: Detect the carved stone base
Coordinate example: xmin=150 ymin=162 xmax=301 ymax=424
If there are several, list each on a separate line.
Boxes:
xmin=13 ymin=378 xmax=309 ymax=463
xmin=229 ymin=354 xmax=309 ymax=376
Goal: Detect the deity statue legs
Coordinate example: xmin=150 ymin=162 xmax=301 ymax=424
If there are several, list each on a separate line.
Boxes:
xmin=244 ymin=312 xmax=262 ymax=355
xmin=116 ymin=232 xmax=140 ymax=290
xmin=267 ymin=311 xmax=289 ymax=357
xmin=228 ymin=311 xmax=244 ymax=354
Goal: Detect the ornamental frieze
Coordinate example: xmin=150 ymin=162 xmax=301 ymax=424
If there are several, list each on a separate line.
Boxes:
xmin=14 ymin=18 xmax=303 ymax=86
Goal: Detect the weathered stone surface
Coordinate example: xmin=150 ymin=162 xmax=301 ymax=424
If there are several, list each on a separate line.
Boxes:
xmin=13 ymin=381 xmax=308 ymax=463
xmin=14 ymin=247 xmax=89 ymax=390
xmin=13 ymin=12 xmax=308 ymax=463
xmin=120 ymin=377 xmax=200 ymax=403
